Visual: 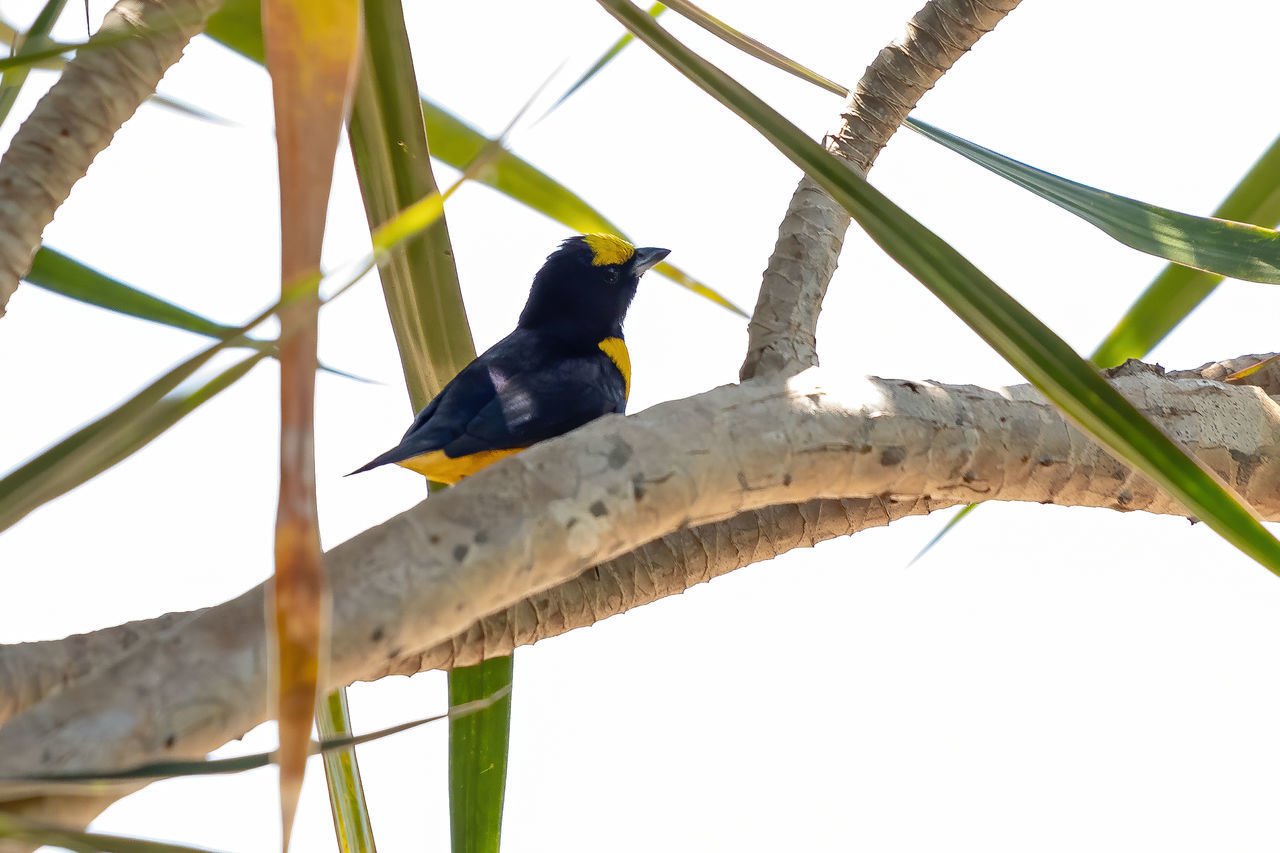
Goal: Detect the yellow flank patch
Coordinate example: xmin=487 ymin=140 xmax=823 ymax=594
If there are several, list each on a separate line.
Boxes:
xmin=396 ymin=447 xmax=523 ymax=485
xmin=598 ymin=336 xmax=631 ymax=401
xmin=583 ymin=233 xmax=635 ymax=266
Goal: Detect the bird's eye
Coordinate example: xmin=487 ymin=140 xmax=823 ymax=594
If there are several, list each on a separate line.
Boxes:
xmin=602 ymin=268 xmax=619 ymax=285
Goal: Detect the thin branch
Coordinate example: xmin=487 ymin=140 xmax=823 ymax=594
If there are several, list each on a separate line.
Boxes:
xmin=741 ymin=0 xmax=1023 ymax=379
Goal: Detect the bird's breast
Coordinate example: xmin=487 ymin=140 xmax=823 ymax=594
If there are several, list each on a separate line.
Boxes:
xmin=597 ymin=337 xmax=631 ymax=401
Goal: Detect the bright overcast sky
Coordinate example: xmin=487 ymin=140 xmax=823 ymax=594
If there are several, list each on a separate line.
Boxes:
xmin=4 ymin=0 xmax=1280 ymax=851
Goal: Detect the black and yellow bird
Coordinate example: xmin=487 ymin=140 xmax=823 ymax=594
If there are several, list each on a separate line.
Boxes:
xmin=352 ymin=234 xmax=669 ymax=484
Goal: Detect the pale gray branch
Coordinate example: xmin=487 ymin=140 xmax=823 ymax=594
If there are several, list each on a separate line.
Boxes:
xmin=741 ymin=0 xmax=1023 ymax=379
xmin=3 ymin=357 xmax=1280 ymax=811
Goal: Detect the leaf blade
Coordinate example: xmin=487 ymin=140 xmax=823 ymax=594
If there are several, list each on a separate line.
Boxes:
xmin=1093 ymin=131 xmax=1280 ymax=366
xmin=27 ymin=247 xmax=238 ymax=338
xmin=0 ymin=815 xmax=223 ymax=853
xmin=262 ymin=0 xmax=361 ymax=846
xmin=317 ymin=689 xmax=378 ymax=853
xmin=0 ymin=0 xmax=70 ymax=127
xmin=597 ymin=0 xmax=1280 ymax=575
xmin=201 ymin=0 xmax=742 ymax=317
xmin=906 ymin=117 xmax=1280 ymax=286
xmin=0 ymin=347 xmax=267 ymax=535
xmin=540 ymin=2 xmax=667 ymax=119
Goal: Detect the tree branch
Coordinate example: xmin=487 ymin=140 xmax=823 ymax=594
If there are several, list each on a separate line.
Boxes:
xmin=3 ymin=356 xmax=1279 ymax=809
xmin=0 ymin=0 xmax=222 ymax=317
xmin=741 ymin=0 xmax=1023 ymax=379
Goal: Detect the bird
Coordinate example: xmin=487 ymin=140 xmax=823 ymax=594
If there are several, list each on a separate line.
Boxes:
xmin=351 ymin=234 xmax=669 ymax=484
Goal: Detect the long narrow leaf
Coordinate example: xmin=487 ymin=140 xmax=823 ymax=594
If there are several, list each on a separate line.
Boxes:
xmin=0 ymin=261 xmax=330 ymax=531
xmin=202 ymin=0 xmax=743 ymax=317
xmin=0 ymin=687 xmax=512 ymax=798
xmin=28 ymin=247 xmax=239 ymax=338
xmin=0 ymin=5 xmax=206 ymax=74
xmin=1093 ymin=132 xmax=1280 ymax=366
xmin=448 ymin=657 xmax=513 ymax=853
xmin=0 ymin=17 xmax=62 ymax=69
xmin=317 ymin=689 xmax=377 ymax=853
xmin=641 ymin=6 xmax=1280 ymax=352
xmin=598 ymin=0 xmax=1280 ymax=575
xmin=262 ymin=0 xmax=360 ymax=847
xmin=0 ymin=342 xmax=266 ymax=534
xmin=0 ymin=816 xmax=221 ymax=853
xmin=420 ymin=99 xmax=744 ymax=316
xmin=906 ymin=117 xmax=1280 ymax=285
xmin=29 ymin=246 xmax=370 ymax=382
xmin=0 ymin=172 xmax=459 ymax=537
xmin=0 ymin=34 xmax=83 ymax=71
xmin=0 ymin=0 xmax=69 ymax=127
xmin=662 ymin=0 xmax=845 ymax=96
xmin=353 ymin=4 xmax=512 ymax=852
xmin=352 ymin=0 xmax=475 ymax=406
xmin=540 ymin=2 xmax=667 ymax=119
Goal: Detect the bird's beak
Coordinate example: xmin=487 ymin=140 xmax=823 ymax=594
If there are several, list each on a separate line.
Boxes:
xmin=630 ymin=246 xmax=670 ymax=276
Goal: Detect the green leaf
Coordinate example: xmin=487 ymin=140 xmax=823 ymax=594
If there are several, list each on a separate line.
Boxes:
xmin=905 ymin=117 xmax=1280 ymax=286
xmin=448 ymin=657 xmax=514 ymax=853
xmin=351 ymin=0 xmax=477 ymax=408
xmin=0 ymin=347 xmax=267 ymax=535
xmin=0 ymin=686 xmax=512 ymax=798
xmin=204 ymin=0 xmax=265 ymax=63
xmin=661 ymin=0 xmax=845 ymax=96
xmin=0 ymin=816 xmax=222 ymax=853
xmin=1093 ymin=131 xmax=1280 ymax=366
xmin=352 ymin=5 xmax=513 ymax=852
xmin=0 ymin=270 xmax=349 ymax=534
xmin=907 ymin=503 xmax=976 ymax=566
xmin=597 ymin=0 xmax=1280 ymax=575
xmin=0 ymin=0 xmax=70 ymax=128
xmin=318 ymin=689 xmax=378 ymax=853
xmin=28 ymin=246 xmax=367 ymax=382
xmin=910 ymin=128 xmax=1280 ymax=549
xmin=148 ymin=93 xmax=235 ymax=125
xmin=421 ymin=99 xmax=744 ymax=316
xmin=201 ymin=0 xmax=744 ymax=318
xmin=541 ymin=2 xmax=667 ymax=119
xmin=0 ymin=34 xmax=81 ymax=72
xmin=28 ymin=247 xmax=238 ymax=338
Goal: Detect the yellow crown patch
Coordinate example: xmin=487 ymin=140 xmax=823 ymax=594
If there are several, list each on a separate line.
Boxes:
xmin=583 ymin=233 xmax=635 ymax=266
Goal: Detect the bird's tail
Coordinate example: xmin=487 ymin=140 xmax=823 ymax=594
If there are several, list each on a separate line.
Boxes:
xmin=346 ymin=446 xmax=413 ymax=477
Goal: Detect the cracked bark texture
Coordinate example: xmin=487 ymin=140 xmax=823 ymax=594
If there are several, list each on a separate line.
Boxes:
xmin=0 ymin=0 xmax=223 ymax=316
xmin=0 ymin=494 xmax=951 ymax=732
xmin=741 ymin=0 xmax=1023 ymax=380
xmin=4 ymin=357 xmax=1280 ymax=818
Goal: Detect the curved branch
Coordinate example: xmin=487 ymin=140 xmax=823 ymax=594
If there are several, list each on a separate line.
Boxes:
xmin=9 ymin=354 xmax=1279 ymax=721
xmin=3 ymin=356 xmax=1280 ymax=803
xmin=0 ymin=0 xmax=221 ymax=316
xmin=741 ymin=0 xmax=1023 ymax=379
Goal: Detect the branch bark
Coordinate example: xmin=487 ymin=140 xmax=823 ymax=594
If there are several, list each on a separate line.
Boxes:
xmin=4 ymin=356 xmax=1280 ymax=805
xmin=0 ymin=0 xmax=222 ymax=316
xmin=741 ymin=0 xmax=1023 ymax=380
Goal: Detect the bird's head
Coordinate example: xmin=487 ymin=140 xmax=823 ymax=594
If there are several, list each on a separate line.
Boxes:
xmin=518 ymin=234 xmax=670 ymax=342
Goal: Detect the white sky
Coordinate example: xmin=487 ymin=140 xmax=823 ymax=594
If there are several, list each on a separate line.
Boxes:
xmin=3 ymin=0 xmax=1280 ymax=851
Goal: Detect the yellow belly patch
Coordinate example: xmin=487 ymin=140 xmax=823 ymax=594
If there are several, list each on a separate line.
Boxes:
xmin=396 ymin=447 xmax=523 ymax=485
xmin=598 ymin=336 xmax=631 ymax=400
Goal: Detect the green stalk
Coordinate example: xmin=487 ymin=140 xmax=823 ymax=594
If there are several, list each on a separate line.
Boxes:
xmin=318 ymin=689 xmax=378 ymax=853
xmin=349 ymin=2 xmax=510 ymax=852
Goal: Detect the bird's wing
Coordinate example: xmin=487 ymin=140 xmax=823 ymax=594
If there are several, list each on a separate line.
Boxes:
xmin=441 ymin=340 xmax=626 ymax=458
xmin=351 ymin=331 xmax=625 ymax=473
